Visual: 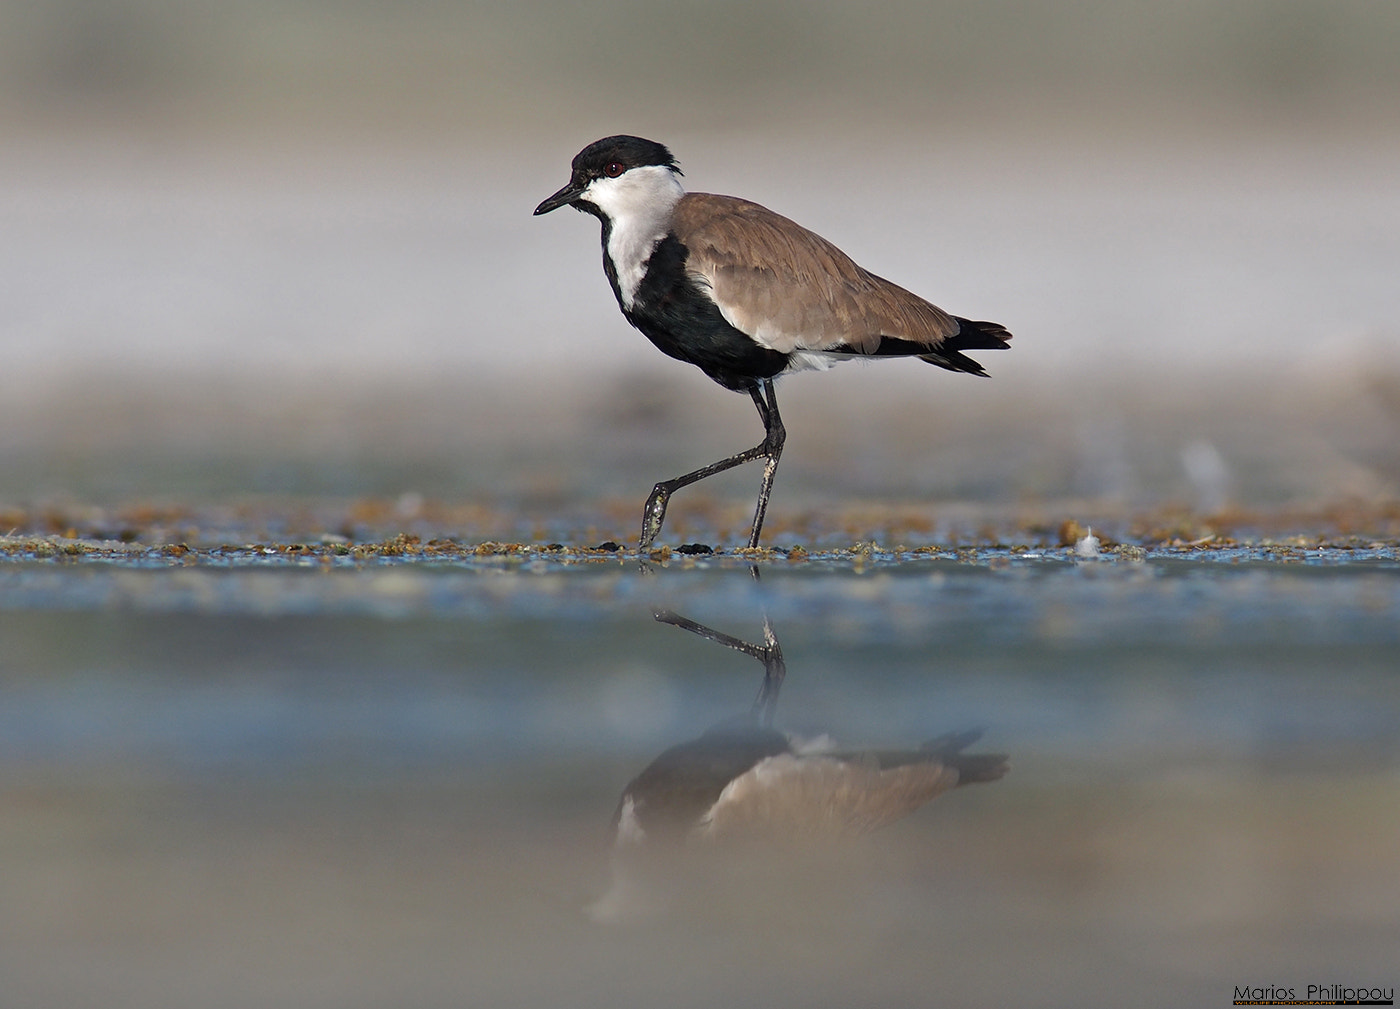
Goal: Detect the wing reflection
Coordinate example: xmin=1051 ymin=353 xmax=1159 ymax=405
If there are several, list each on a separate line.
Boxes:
xmin=591 ymin=590 xmax=1009 ymax=923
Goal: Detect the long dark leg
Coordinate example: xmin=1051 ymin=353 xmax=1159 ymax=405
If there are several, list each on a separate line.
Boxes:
xmin=751 ymin=612 xmax=785 ymax=727
xmin=745 ymin=380 xmax=785 ymax=549
xmin=649 ymin=611 xmax=785 ymax=724
xmin=639 ymin=379 xmax=786 ymax=550
xmin=652 ymin=567 xmax=785 ymax=726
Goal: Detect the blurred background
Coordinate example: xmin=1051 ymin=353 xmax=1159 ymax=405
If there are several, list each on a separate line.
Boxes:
xmin=3 ymin=5 xmax=1400 ymax=1008
xmin=2 ymin=0 xmax=1398 ymax=511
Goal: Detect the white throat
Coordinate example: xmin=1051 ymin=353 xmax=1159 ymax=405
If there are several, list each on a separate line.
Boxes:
xmin=582 ymin=165 xmax=685 ymax=310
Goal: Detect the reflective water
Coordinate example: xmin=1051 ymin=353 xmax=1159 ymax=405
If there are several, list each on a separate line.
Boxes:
xmin=2 ymin=547 xmax=1397 ymax=1008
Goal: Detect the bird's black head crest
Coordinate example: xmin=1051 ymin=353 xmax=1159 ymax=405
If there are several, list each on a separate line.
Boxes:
xmin=534 ymin=135 xmax=682 ymax=217
xmin=572 ymin=135 xmax=681 ymax=179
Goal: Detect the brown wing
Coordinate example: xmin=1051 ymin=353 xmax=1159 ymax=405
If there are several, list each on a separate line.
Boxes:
xmin=671 ymin=193 xmax=962 ymax=355
xmin=700 ymin=753 xmax=965 ymax=839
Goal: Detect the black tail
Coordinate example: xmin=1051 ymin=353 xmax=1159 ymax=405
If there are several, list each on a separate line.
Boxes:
xmin=841 ymin=318 xmax=1012 ymax=376
xmin=918 ymin=317 xmax=1013 ymax=377
xmin=920 ymin=729 xmax=1011 ymax=785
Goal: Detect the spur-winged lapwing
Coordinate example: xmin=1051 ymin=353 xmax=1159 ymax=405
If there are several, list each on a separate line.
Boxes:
xmin=534 ymin=135 xmax=1012 ymax=549
xmin=591 ymin=724 xmax=1010 ymax=922
xmin=588 ymin=600 xmax=1009 ymax=922
xmin=613 ymin=725 xmax=1009 ymax=846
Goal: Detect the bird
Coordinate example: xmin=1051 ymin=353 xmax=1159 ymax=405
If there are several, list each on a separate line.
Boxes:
xmin=590 ymin=724 xmax=1010 ymax=922
xmin=612 ymin=725 xmax=1009 ymax=845
xmin=534 ymin=135 xmax=1012 ymax=550
xmin=587 ymin=600 xmax=1009 ymax=923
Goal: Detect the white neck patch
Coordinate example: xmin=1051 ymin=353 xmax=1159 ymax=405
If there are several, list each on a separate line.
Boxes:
xmin=615 ymin=795 xmax=647 ymax=846
xmin=581 ymin=165 xmax=685 ymax=310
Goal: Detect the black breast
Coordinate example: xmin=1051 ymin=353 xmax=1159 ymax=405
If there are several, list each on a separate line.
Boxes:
xmin=621 ymin=234 xmax=789 ymax=392
xmin=617 ymin=725 xmax=791 ymax=840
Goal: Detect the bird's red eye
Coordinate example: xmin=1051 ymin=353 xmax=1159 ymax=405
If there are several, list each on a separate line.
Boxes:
xmin=604 ymin=162 xmax=625 ymax=178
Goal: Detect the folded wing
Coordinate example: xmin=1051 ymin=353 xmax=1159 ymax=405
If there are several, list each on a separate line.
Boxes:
xmin=673 ymin=193 xmax=973 ymax=358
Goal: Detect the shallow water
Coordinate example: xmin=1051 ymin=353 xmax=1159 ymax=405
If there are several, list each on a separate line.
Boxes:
xmin=2 ymin=534 xmax=1397 ymax=1008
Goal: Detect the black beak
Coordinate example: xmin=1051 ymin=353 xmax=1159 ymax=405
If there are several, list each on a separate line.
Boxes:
xmin=533 ymin=180 xmax=585 ymax=216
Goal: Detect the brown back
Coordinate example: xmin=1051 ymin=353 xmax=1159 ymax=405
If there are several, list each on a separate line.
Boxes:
xmin=672 ymin=193 xmax=962 ymax=355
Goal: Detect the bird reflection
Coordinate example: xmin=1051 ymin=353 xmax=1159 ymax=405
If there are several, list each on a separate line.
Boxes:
xmin=590 ymin=593 xmax=1009 ymax=923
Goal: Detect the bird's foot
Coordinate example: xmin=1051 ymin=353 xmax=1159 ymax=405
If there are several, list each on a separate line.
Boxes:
xmin=640 ymin=482 xmax=672 ymax=550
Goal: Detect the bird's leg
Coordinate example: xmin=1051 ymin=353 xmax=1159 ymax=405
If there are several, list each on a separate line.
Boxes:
xmin=648 ymin=611 xmax=784 ymax=724
xmin=638 ymin=380 xmax=785 ymax=550
xmin=745 ymin=380 xmax=785 ymax=549
xmin=652 ymin=565 xmax=785 ymax=727
xmin=751 ymin=610 xmax=785 ymax=728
